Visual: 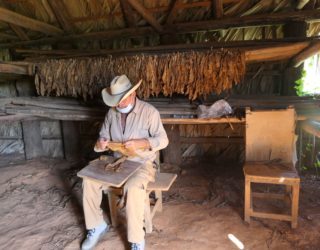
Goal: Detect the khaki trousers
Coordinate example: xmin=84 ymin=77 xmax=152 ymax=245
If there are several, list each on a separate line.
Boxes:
xmin=82 ymin=161 xmax=156 ymax=243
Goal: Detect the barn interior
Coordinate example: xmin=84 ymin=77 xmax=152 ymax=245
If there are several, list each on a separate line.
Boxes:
xmin=0 ymin=0 xmax=320 ymax=249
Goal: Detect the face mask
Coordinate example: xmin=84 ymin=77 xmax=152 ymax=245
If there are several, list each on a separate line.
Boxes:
xmin=116 ymin=103 xmax=133 ymax=114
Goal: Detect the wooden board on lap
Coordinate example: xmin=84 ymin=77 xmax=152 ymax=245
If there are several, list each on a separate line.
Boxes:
xmin=77 ymin=157 xmax=142 ymax=187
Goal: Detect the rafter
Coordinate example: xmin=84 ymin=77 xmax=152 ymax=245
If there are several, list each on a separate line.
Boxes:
xmin=9 ymin=24 xmax=29 ymax=40
xmin=47 ymin=0 xmax=74 ymax=32
xmin=127 ymin=0 xmax=163 ymax=32
xmin=0 ymin=7 xmax=63 ymax=36
xmin=212 ymin=0 xmax=223 ymax=19
xmin=120 ymin=0 xmax=136 ymax=27
xmin=166 ymin=0 xmax=180 ymax=25
xmin=291 ymin=41 xmax=320 ymax=67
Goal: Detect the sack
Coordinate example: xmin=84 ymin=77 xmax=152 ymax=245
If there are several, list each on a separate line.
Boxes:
xmin=197 ymin=99 xmax=232 ymax=118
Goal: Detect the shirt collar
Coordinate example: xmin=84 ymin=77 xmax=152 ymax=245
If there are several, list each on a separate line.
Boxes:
xmin=131 ymin=97 xmax=140 ymax=114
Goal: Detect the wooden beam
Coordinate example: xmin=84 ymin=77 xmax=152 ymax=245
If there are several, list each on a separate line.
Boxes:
xmin=47 ymin=0 xmax=74 ymax=32
xmin=0 ymin=32 xmax=18 ymax=40
xmin=245 ymin=42 xmax=310 ymax=63
xmin=290 ymin=41 xmax=320 ymax=67
xmin=0 ymin=26 xmax=156 ymax=48
xmin=1 ymin=10 xmax=319 ymax=49
xmin=0 ymin=7 xmax=63 ymax=36
xmin=9 ymin=24 xmax=29 ymax=40
xmin=14 ymin=39 xmax=316 ymax=61
xmin=127 ymin=0 xmax=163 ymax=32
xmin=174 ymin=9 xmax=320 ymax=33
xmin=0 ymin=62 xmax=34 ymax=75
xmin=120 ymin=0 xmax=136 ymax=27
xmin=212 ymin=0 xmax=223 ymax=19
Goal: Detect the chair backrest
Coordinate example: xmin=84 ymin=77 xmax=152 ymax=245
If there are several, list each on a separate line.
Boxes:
xmin=245 ymin=108 xmax=296 ymax=163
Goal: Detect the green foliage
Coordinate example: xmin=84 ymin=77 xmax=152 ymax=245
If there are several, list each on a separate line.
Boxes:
xmin=294 ymin=69 xmax=307 ymax=96
xmin=314 ymin=159 xmax=320 ymax=169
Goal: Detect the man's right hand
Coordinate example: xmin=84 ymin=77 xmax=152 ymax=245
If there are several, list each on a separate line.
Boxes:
xmin=94 ymin=138 xmax=109 ymax=152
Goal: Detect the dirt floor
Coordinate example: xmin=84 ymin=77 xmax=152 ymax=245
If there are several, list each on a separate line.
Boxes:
xmin=0 ymin=158 xmax=319 ymax=250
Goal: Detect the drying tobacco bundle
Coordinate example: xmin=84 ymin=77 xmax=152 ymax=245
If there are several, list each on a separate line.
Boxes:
xmin=35 ymin=49 xmax=245 ymax=100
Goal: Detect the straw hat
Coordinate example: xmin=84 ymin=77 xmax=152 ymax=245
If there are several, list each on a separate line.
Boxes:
xmin=101 ymin=75 xmax=142 ymax=107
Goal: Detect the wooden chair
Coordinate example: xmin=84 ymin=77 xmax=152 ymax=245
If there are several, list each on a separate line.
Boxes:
xmin=243 ymin=108 xmax=300 ymax=228
xmin=107 ymin=172 xmax=177 ymax=233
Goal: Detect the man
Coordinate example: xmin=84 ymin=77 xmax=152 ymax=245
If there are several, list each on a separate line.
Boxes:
xmin=81 ymin=75 xmax=169 ymax=250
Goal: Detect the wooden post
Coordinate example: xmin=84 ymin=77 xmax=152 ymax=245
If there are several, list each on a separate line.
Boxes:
xmin=16 ymin=79 xmax=44 ymax=159
xmin=163 ymin=124 xmax=182 ymax=165
xmin=22 ymin=121 xmax=43 ymax=159
xmin=282 ymin=21 xmax=307 ymax=96
xmin=61 ymin=120 xmax=80 ymax=161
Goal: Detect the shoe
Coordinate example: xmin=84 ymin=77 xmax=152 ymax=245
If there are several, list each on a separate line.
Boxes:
xmin=81 ymin=223 xmax=109 ymax=250
xmin=131 ymin=240 xmax=145 ymax=250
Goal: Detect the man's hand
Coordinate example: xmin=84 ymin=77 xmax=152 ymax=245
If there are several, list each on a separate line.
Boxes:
xmin=94 ymin=137 xmax=109 ymax=151
xmin=124 ymin=139 xmax=150 ymax=152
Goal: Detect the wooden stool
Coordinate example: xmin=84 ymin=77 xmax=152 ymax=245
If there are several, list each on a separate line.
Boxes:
xmin=244 ymin=162 xmax=300 ymax=228
xmin=107 ymin=172 xmax=177 ymax=233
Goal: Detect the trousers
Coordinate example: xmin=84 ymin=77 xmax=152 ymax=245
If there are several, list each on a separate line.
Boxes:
xmin=82 ymin=161 xmax=156 ymax=243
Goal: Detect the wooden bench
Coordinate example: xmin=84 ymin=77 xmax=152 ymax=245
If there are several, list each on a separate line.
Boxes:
xmin=107 ymin=172 xmax=177 ymax=233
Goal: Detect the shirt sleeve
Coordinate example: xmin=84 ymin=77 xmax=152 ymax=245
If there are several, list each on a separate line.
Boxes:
xmin=146 ymin=107 xmax=169 ymax=152
xmin=98 ymin=110 xmax=111 ymax=141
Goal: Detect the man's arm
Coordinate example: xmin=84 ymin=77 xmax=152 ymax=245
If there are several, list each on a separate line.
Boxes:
xmin=94 ymin=111 xmax=111 ymax=152
xmin=124 ymin=107 xmax=168 ymax=152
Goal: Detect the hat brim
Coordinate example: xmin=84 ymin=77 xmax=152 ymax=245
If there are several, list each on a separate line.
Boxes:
xmin=102 ymin=79 xmax=142 ymax=107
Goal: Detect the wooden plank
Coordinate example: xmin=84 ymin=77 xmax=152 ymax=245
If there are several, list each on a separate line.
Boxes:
xmin=62 ymin=121 xmax=80 ymax=160
xmin=77 ymin=158 xmax=143 ymax=187
xmin=162 ymin=117 xmax=244 ymax=124
xmin=180 ymin=136 xmax=244 ymax=144
xmin=252 ymin=192 xmax=287 ymax=200
xmin=0 ymin=62 xmax=33 ymax=75
xmin=291 ymin=41 xmax=320 ymax=67
xmin=127 ymin=0 xmax=163 ymax=32
xmin=163 ymin=124 xmax=182 ymax=165
xmin=0 ymin=7 xmax=63 ymax=36
xmin=147 ymin=173 xmax=177 ymax=191
xmin=251 ymin=211 xmax=292 ymax=221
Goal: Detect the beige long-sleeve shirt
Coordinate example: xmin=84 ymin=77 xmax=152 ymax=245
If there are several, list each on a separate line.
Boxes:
xmin=98 ymin=98 xmax=169 ymax=164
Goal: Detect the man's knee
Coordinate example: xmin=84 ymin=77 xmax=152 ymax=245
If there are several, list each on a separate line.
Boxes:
xmin=125 ymin=177 xmax=147 ymax=192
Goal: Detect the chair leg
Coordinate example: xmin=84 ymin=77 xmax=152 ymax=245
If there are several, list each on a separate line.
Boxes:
xmin=108 ymin=190 xmax=118 ymax=227
xmin=244 ymin=178 xmax=251 ymax=223
xmin=155 ymin=190 xmax=162 ymax=212
xmin=291 ymin=182 xmax=300 ymax=228
xmin=284 ymin=185 xmax=291 ymax=207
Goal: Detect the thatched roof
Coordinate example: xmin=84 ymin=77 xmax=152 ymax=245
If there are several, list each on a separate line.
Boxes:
xmin=0 ymin=0 xmax=319 ymax=52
